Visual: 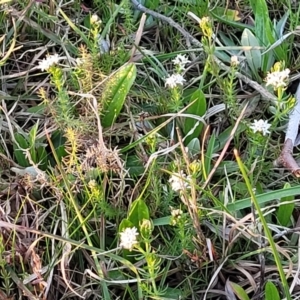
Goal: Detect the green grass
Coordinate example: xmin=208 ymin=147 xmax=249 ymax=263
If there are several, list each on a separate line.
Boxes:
xmin=0 ymin=0 xmax=300 ymax=299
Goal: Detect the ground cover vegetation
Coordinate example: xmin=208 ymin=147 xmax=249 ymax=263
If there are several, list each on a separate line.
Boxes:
xmin=0 ymin=0 xmax=300 ymax=299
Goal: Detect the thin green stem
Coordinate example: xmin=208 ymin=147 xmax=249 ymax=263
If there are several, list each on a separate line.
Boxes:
xmin=234 ymin=149 xmax=291 ymax=300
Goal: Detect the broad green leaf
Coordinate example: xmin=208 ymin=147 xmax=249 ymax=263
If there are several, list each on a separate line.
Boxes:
xmin=277 ymin=183 xmax=295 ymax=226
xmin=229 ymin=282 xmax=250 ymax=300
xmin=119 ymin=219 xmax=135 ymax=233
xmin=183 ymin=89 xmax=206 ymax=145
xmin=101 ymin=63 xmax=137 ymax=127
xmin=128 ymin=199 xmax=150 ymax=229
xmin=265 ymin=281 xmax=280 ymax=300
xmin=241 ymin=29 xmax=261 ymax=81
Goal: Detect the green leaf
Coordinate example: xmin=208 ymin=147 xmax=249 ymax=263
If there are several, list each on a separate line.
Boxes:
xmin=119 ymin=219 xmax=135 ymax=233
xmin=214 ymin=123 xmax=247 ymax=152
xmin=13 ymin=133 xmax=30 ymax=167
xmin=241 ymin=29 xmax=262 ymax=81
xmin=277 ymin=183 xmax=295 ymax=226
xmin=153 ymin=216 xmax=171 ymax=226
xmin=223 ymin=185 xmax=300 ymax=212
xmin=265 ymin=281 xmax=280 ymax=300
xmin=29 ymin=121 xmax=39 ymax=162
xmin=249 ymin=0 xmax=284 ymax=69
xmin=27 ymin=104 xmax=46 ymax=114
xmin=51 ymin=131 xmax=67 ymax=163
xmin=186 ymin=138 xmax=200 ymax=157
xmin=128 ymin=199 xmax=150 ymax=229
xmin=210 ymin=11 xmax=254 ymax=30
xmin=211 ymin=7 xmax=241 ymax=22
xmin=183 ymin=89 xmax=206 ymax=145
xmin=204 ymin=133 xmax=216 ymax=177
xmin=101 ymin=63 xmax=137 ymax=127
xmin=125 ymin=155 xmax=145 ymax=176
xmin=229 ymin=282 xmax=250 ymax=300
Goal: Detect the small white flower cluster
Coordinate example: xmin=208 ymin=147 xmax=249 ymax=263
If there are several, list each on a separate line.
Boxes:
xmin=172 ymin=54 xmax=190 ymax=71
xmin=170 ymin=208 xmax=183 ymax=225
xmin=38 ymin=54 xmax=60 ymax=71
xmin=265 ymin=68 xmax=290 ymax=90
xmin=165 ymin=73 xmax=186 ymax=88
xmin=119 ymin=227 xmax=139 ymax=251
xmin=249 ymin=119 xmax=271 ymax=136
xmin=90 ymin=14 xmax=101 ymax=25
xmin=169 ymin=171 xmax=191 ymax=192
xmin=230 ymin=55 xmax=239 ymax=67
xmin=165 ymin=54 xmax=190 ymax=89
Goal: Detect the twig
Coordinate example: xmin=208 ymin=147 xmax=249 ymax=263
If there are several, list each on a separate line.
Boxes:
xmin=130 ymin=0 xmax=277 ymax=101
xmin=275 ymin=83 xmax=300 ymax=176
xmin=131 ymin=0 xmax=200 ymax=46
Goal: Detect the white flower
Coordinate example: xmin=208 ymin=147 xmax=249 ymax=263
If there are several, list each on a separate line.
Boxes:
xmin=172 ymin=54 xmax=190 ymax=71
xmin=119 ymin=227 xmax=139 ymax=251
xmin=231 ymin=56 xmax=239 ymax=67
xmin=90 ymin=14 xmax=99 ymax=24
xmin=38 ymin=54 xmax=60 ymax=71
xmin=165 ymin=74 xmax=186 ymax=88
xmin=171 ymin=208 xmax=183 ymax=218
xmin=170 ymin=207 xmax=183 ymax=225
xmin=265 ymin=69 xmax=290 ymax=90
xmin=169 ymin=171 xmax=191 ymax=192
xmin=249 ymin=119 xmax=271 ymax=136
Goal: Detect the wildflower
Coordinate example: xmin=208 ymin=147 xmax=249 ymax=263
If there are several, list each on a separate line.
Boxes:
xmin=199 ymin=16 xmax=213 ymax=38
xmin=90 ymin=14 xmax=100 ymax=24
xmin=249 ymin=119 xmax=271 ymax=136
xmin=172 ymin=54 xmax=190 ymax=71
xmin=165 ymin=74 xmax=186 ymax=88
xmin=38 ymin=54 xmax=60 ymax=71
xmin=265 ymin=69 xmax=290 ymax=90
xmin=171 ymin=208 xmax=183 ymax=218
xmin=140 ymin=219 xmax=154 ymax=239
xmin=88 ymin=179 xmax=97 ymax=189
xmin=230 ymin=56 xmax=239 ymax=67
xmin=170 ymin=207 xmax=183 ymax=225
xmin=169 ymin=171 xmax=191 ymax=192
xmin=119 ymin=227 xmax=139 ymax=251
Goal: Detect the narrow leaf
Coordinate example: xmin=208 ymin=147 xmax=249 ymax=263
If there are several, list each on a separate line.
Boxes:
xmin=241 ymin=29 xmax=261 ymax=81
xmin=101 ymin=63 xmax=137 ymax=127
xmin=183 ymin=89 xmax=206 ymax=145
xmin=277 ymin=183 xmax=295 ymax=226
